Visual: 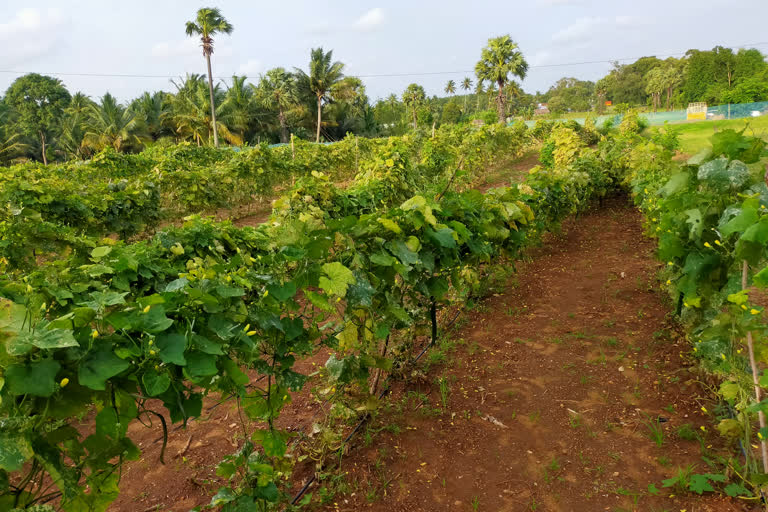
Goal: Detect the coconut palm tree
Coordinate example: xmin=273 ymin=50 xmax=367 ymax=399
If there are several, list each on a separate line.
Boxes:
xmin=256 ymin=67 xmax=299 ymax=143
xmin=295 ymin=47 xmax=345 ymax=143
xmin=130 ymin=91 xmax=167 ymax=140
xmin=83 ymin=93 xmax=149 ymax=152
xmin=474 ymin=35 xmax=529 ymax=123
xmin=164 ymin=74 xmax=239 ymax=145
xmin=185 ymin=7 xmax=233 ymax=148
xmin=444 ymin=80 xmax=456 ymax=96
xmin=402 ymin=83 xmax=426 ymax=130
xmin=461 ymin=77 xmax=473 ymax=111
xmin=474 ymin=81 xmax=484 ymax=111
xmin=0 ymin=105 xmax=27 ymax=165
xmin=219 ymin=75 xmax=256 ymax=143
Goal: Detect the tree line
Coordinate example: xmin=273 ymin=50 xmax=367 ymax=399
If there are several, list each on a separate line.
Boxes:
xmin=0 ymin=6 xmax=766 ymax=166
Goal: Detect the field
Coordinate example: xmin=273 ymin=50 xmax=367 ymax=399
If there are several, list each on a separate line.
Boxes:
xmin=1 ymin=117 xmax=768 ymax=512
xmin=671 ymin=115 xmax=768 ymax=155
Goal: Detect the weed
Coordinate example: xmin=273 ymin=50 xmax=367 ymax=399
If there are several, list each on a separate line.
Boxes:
xmin=437 ymin=376 xmax=450 ymax=409
xmin=528 ymin=410 xmax=541 ymax=423
xmin=471 ymin=495 xmax=480 ymax=511
xmin=676 ymin=423 xmax=699 ymax=442
xmin=639 ymin=412 xmax=664 ymax=446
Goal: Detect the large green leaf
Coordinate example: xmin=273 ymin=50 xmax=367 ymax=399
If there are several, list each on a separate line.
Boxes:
xmin=697 ymin=157 xmax=750 ymax=192
xmin=0 ymin=432 xmax=33 ymax=471
xmin=318 ymin=262 xmax=356 ymax=297
xmin=78 ymin=346 xmax=130 ymax=390
xmin=6 ymin=323 xmax=79 ymax=356
xmin=155 ymin=332 xmax=187 ymax=365
xmin=6 ymin=359 xmax=61 ymax=397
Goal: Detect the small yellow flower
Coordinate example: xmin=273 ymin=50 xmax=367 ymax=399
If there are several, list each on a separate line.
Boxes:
xmin=737 ymin=349 xmax=743 ymax=354
xmin=243 ymin=324 xmax=250 ymax=332
xmin=704 ymin=242 xmax=712 ymax=248
xmin=759 ymin=432 xmax=765 ymax=440
xmin=668 ymin=261 xmax=674 ymax=266
xmin=700 ymin=426 xmax=707 ymax=432
xmin=92 ymin=329 xmax=99 ymax=338
xmin=150 ymin=349 xmax=156 ymax=356
xmin=666 ymin=279 xmax=671 ymax=285
xmin=148 ymin=340 xmax=153 ymax=346
xmin=143 ymin=305 xmax=151 ymax=314
xmin=714 ymin=240 xmax=722 ymax=246
xmin=60 ymin=378 xmax=69 ymax=388
xmin=154 ymin=364 xmax=159 ymax=370
xmin=701 ymin=406 xmax=708 ymax=413
xmin=263 ymin=290 xmax=269 ymax=297
xmin=751 ymin=309 xmax=760 ymax=315
xmin=741 ymin=305 xmax=748 ymax=310
xmin=721 ymin=353 xmax=726 ymax=360
xmin=247 ymin=330 xmax=257 ymax=336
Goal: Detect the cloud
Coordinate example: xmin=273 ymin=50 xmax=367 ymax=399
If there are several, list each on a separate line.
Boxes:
xmin=0 ymin=8 xmax=66 ymax=67
xmin=551 ymin=16 xmax=642 ymax=44
xmin=151 ymin=38 xmax=233 ymax=58
xmin=305 ymin=8 xmax=385 ymax=35
xmin=237 ymin=59 xmax=262 ymax=76
xmin=353 ymin=8 xmax=385 ymax=31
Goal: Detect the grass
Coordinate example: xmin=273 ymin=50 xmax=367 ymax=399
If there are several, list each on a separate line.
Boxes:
xmin=666 ymin=115 xmax=768 ymax=155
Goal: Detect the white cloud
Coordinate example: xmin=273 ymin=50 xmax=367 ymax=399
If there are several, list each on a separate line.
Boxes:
xmin=0 ymin=8 xmax=66 ymax=67
xmin=151 ymin=38 xmax=233 ymax=58
xmin=237 ymin=59 xmax=262 ymax=76
xmin=353 ymin=8 xmax=386 ymax=31
xmin=551 ymin=16 xmax=642 ymax=44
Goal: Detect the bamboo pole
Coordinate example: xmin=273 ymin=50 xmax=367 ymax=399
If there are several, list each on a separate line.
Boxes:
xmin=742 ymin=260 xmax=768 ymax=473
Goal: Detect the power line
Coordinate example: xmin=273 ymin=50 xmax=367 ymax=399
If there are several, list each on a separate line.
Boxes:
xmin=0 ymin=41 xmax=766 ymax=81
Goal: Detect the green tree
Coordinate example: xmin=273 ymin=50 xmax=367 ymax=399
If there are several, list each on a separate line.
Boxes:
xmin=0 ymin=103 xmax=26 ymax=165
xmin=219 ymin=75 xmax=256 ymax=143
xmin=441 ymin=100 xmax=462 ymax=124
xmin=83 ymin=93 xmax=148 ymax=152
xmin=444 ymin=79 xmax=456 ymax=96
xmin=645 ymin=67 xmax=665 ymax=112
xmin=295 ymin=47 xmax=345 ymax=143
xmin=474 ymin=35 xmax=528 ymax=123
xmin=164 ymin=74 xmax=238 ymax=145
xmin=130 ymin=91 xmax=167 ymax=140
xmin=3 ymin=73 xmax=71 ymax=164
xmin=402 ymin=83 xmax=426 ymax=130
xmin=185 ymin=7 xmax=233 ymax=148
xmin=461 ymin=76 xmax=473 ymax=111
xmin=256 ymin=67 xmax=299 ymax=143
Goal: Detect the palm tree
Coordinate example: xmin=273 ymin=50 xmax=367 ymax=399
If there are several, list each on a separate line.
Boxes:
xmin=220 ymin=75 xmax=255 ymax=143
xmin=474 ymin=35 xmax=529 ymax=124
xmin=444 ymin=80 xmax=456 ymax=96
xmin=256 ymin=67 xmax=299 ymax=143
xmin=130 ymin=91 xmax=167 ymax=140
xmin=295 ymin=48 xmax=345 ymax=143
xmin=185 ymin=7 xmax=233 ymax=148
xmin=164 ymin=74 xmax=239 ymax=145
xmin=402 ymin=83 xmax=426 ymax=130
xmin=474 ymin=81 xmax=484 ymax=111
xmin=0 ymin=105 xmax=27 ymax=165
xmin=83 ymin=93 xmax=148 ymax=152
xmin=461 ymin=77 xmax=473 ymax=111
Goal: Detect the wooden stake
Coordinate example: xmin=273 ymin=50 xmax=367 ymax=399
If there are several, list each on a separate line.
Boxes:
xmin=742 ymin=260 xmax=768 ymax=473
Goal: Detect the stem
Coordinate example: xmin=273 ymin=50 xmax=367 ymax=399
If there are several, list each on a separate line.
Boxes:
xmin=742 ymin=260 xmax=768 ymax=473
xmin=316 ymin=95 xmax=322 ymax=143
xmin=430 ymin=299 xmax=438 ymax=346
xmin=205 ymin=52 xmax=219 ymax=148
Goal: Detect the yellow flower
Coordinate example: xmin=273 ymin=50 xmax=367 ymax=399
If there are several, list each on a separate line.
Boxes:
xmin=148 ymin=340 xmax=153 ymax=346
xmin=92 ymin=329 xmax=99 ymax=338
xmin=243 ymin=324 xmax=250 ymax=332
xmin=143 ymin=305 xmax=151 ymax=314
xmin=751 ymin=309 xmax=760 ymax=315
xmin=149 ymin=350 xmax=156 ymax=356
xmin=701 ymin=406 xmax=707 ymax=413
xmin=760 ymin=432 xmax=765 ymax=440
xmin=668 ymin=261 xmax=674 ymax=266
xmin=741 ymin=305 xmax=748 ymax=310
xmin=721 ymin=353 xmax=726 ymax=360
xmin=714 ymin=240 xmax=721 ymax=246
xmin=263 ymin=290 xmax=269 ymax=297
xmin=247 ymin=330 xmax=257 ymax=336
xmin=666 ymin=279 xmax=671 ymax=285
xmin=60 ymin=378 xmax=69 ymax=388
xmin=704 ymin=242 xmax=712 ymax=248
xmin=700 ymin=426 xmax=707 ymax=432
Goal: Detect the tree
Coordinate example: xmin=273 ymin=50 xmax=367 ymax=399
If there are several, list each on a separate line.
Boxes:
xmin=130 ymin=91 xmax=167 ymax=140
xmin=474 ymin=81 xmax=484 ymax=111
xmin=402 ymin=83 xmax=426 ymax=130
xmin=461 ymin=77 xmax=473 ymax=111
xmin=542 ymin=77 xmax=595 ymax=113
xmin=444 ymin=80 xmax=456 ymax=96
xmin=164 ymin=74 xmax=238 ymax=145
xmin=256 ymin=67 xmax=299 ymax=143
xmin=661 ymin=63 xmax=682 ymax=110
xmin=83 ymin=93 xmax=148 ymax=152
xmin=441 ymin=100 xmax=462 ymax=124
xmin=4 ymin=73 xmax=70 ymax=164
xmin=645 ymin=68 xmax=665 ymax=112
xmin=219 ymin=75 xmax=256 ymax=143
xmin=185 ymin=7 xmax=233 ymax=148
xmin=474 ymin=35 xmax=528 ymax=123
xmin=0 ymin=103 xmax=26 ymax=165
xmin=594 ymin=77 xmax=611 ymax=114
xmin=295 ymin=48 xmax=345 ymax=143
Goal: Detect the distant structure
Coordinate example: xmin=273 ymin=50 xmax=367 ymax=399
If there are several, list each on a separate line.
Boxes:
xmin=534 ymin=102 xmax=550 ymax=116
xmin=686 ymin=102 xmax=707 ymax=121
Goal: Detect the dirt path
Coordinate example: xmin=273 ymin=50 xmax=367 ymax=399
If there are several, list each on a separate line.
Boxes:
xmin=313 ymin=197 xmax=748 ymax=512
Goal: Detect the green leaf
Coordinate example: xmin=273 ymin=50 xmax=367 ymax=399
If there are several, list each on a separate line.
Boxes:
xmin=266 ymin=281 xmax=297 ymax=302
xmin=155 ymin=332 xmax=187 ymax=366
xmin=427 ymin=227 xmax=456 ymax=248
xmin=377 ymin=218 xmax=401 ymax=234
xmin=658 ymin=172 xmax=689 ymax=197
xmin=78 ymin=345 xmax=130 ymax=390
xmin=724 ymin=482 xmax=752 ymax=497
xmin=647 ymin=483 xmax=659 ymax=496
xmin=222 ymin=359 xmax=249 ymax=387
xmin=684 ymin=209 xmax=703 ymax=240
xmin=0 ymin=432 xmax=33 ymax=471
xmin=251 ymin=429 xmax=286 ymax=457
xmin=210 ymin=488 xmax=236 ymax=506
xmin=688 ymin=474 xmax=715 ymax=494
xmin=6 ymin=359 xmax=60 ymax=397
xmin=164 ymin=278 xmax=189 ymax=293
xmin=318 ymin=262 xmax=356 ymax=297
xmin=185 ymin=352 xmax=218 ymax=378
xmin=142 ymin=371 xmax=171 ymax=396
xmin=306 ymin=290 xmax=333 ymax=312
xmin=140 ymin=306 xmax=173 ymax=333
xmin=6 ymin=323 xmax=79 ymax=356
xmin=697 ymin=157 xmax=750 ymax=192
xmin=336 ymin=321 xmax=358 ymax=351
xmin=216 ymin=286 xmax=245 ymax=298
xmin=91 ymin=246 xmax=112 ymax=259
xmin=755 ymin=265 xmax=768 ymax=288
xmin=369 ymin=251 xmax=397 ymax=266
xmin=49 ymin=307 xmax=96 ymax=330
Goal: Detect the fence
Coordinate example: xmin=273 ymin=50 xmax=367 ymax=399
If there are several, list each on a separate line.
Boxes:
xmin=522 ymin=100 xmax=768 ymax=127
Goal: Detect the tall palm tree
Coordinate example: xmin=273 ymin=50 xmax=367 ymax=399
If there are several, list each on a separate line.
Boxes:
xmin=474 ymin=81 xmax=484 ymax=111
xmin=474 ymin=35 xmax=529 ymax=124
xmin=256 ymin=67 xmax=299 ymax=143
xmin=164 ymin=74 xmax=238 ymax=145
xmin=402 ymin=83 xmax=426 ymax=130
xmin=444 ymin=80 xmax=456 ymax=96
xmin=295 ymin=47 xmax=345 ymax=143
xmin=185 ymin=7 xmax=233 ymax=148
xmin=461 ymin=77 xmax=473 ymax=111
xmin=130 ymin=91 xmax=167 ymax=140
xmin=83 ymin=93 xmax=148 ymax=152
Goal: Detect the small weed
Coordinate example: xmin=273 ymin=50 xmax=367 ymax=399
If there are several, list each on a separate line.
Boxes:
xmin=437 ymin=376 xmax=450 ymax=409
xmin=471 ymin=495 xmax=480 ymax=511
xmin=656 ymin=455 xmax=671 ymax=467
xmin=640 ymin=412 xmax=664 ymax=446
xmin=676 ymin=423 xmax=699 ymax=442
xmin=528 ymin=410 xmax=541 ymax=424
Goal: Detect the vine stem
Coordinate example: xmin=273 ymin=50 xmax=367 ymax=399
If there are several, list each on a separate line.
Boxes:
xmin=741 ymin=260 xmax=768 ymax=474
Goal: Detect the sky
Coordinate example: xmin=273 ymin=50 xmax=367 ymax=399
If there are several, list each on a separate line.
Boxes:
xmin=1 ymin=0 xmax=767 ymax=103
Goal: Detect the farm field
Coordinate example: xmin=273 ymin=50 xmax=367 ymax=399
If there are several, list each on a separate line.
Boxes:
xmin=2 ymin=10 xmax=768 ymax=511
